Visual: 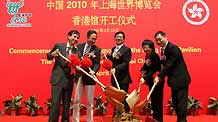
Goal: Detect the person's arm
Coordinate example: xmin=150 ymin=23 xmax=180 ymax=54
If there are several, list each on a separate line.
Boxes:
xmin=106 ymin=48 xmax=114 ymax=60
xmin=106 ymin=54 xmax=113 ymax=60
xmin=143 ymin=54 xmax=161 ymax=81
xmin=92 ymin=48 xmax=101 ymax=73
xmin=140 ymin=61 xmax=147 ymax=72
xmin=47 ymin=43 xmax=58 ymax=60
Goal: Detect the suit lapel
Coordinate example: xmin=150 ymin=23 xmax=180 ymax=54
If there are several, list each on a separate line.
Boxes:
xmin=78 ymin=43 xmax=85 ymax=55
xmin=112 ymin=46 xmax=115 ymax=54
xmin=118 ymin=45 xmax=126 ymax=55
xmin=164 ymin=42 xmax=171 ymax=55
xmin=89 ymin=45 xmax=96 ymax=53
xmin=61 ymin=43 xmax=67 ymax=57
xmin=74 ymin=46 xmax=83 ymax=59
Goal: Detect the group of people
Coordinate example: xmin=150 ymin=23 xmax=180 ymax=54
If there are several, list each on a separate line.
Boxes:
xmin=47 ymin=30 xmax=191 ymax=122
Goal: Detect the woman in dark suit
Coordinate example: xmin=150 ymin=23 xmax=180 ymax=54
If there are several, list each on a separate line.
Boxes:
xmin=140 ymin=39 xmax=164 ymax=122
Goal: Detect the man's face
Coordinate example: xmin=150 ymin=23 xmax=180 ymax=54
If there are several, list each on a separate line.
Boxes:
xmin=155 ymin=34 xmax=167 ymax=47
xmin=68 ymin=33 xmax=80 ymax=45
xmin=87 ymin=33 xmax=97 ymax=46
xmin=115 ymin=33 xmax=124 ymax=45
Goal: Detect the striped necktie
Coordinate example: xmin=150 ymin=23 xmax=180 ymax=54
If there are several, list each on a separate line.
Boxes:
xmin=83 ymin=45 xmax=91 ymax=56
xmin=113 ymin=46 xmax=120 ymax=57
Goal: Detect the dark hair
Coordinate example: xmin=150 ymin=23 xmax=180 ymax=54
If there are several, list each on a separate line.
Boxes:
xmin=154 ymin=31 xmax=166 ymax=38
xmin=68 ymin=30 xmax=80 ymax=38
xmin=114 ymin=31 xmax=125 ymax=39
xmin=142 ymin=39 xmax=155 ymax=51
xmin=87 ymin=30 xmax=97 ymax=38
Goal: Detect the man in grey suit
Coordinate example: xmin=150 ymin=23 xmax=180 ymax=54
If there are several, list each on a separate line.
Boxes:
xmin=72 ymin=30 xmax=101 ymax=122
xmin=153 ymin=31 xmax=191 ymax=122
xmin=47 ymin=30 xmax=80 ymax=122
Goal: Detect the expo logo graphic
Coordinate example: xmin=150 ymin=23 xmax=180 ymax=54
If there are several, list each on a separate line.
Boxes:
xmin=6 ymin=0 xmax=32 ymax=27
xmin=182 ymin=0 xmax=210 ymax=25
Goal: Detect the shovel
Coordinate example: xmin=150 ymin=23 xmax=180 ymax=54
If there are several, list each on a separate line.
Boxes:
xmin=103 ymin=54 xmax=121 ymax=90
xmin=124 ymin=79 xmax=143 ymax=110
xmin=133 ymin=81 xmax=158 ymax=113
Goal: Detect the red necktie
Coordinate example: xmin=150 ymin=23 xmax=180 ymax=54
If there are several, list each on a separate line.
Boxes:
xmin=161 ymin=48 xmax=164 ymax=56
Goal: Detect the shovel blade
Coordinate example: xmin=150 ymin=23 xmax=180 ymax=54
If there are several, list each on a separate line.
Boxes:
xmin=106 ymin=97 xmax=124 ymax=111
xmin=125 ymin=90 xmax=140 ymax=109
xmin=104 ymin=86 xmax=127 ymax=102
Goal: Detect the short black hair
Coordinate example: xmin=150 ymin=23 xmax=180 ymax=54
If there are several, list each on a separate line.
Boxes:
xmin=142 ymin=39 xmax=155 ymax=51
xmin=114 ymin=31 xmax=125 ymax=39
xmin=68 ymin=30 xmax=80 ymax=38
xmin=154 ymin=31 xmax=166 ymax=38
xmin=87 ymin=30 xmax=97 ymax=38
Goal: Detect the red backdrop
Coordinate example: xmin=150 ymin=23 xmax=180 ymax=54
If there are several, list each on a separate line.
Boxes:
xmin=0 ymin=0 xmax=218 ymax=114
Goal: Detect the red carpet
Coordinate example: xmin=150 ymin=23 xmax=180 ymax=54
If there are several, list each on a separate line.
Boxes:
xmin=0 ymin=115 xmax=218 ymax=122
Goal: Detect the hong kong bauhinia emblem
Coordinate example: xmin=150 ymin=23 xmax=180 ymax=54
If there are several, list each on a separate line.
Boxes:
xmin=182 ymin=0 xmax=210 ymax=25
xmin=6 ymin=0 xmax=32 ymax=27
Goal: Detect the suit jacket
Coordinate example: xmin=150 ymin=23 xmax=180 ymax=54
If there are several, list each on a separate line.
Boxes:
xmin=108 ymin=45 xmax=132 ymax=85
xmin=76 ymin=43 xmax=101 ymax=85
xmin=158 ymin=42 xmax=191 ymax=88
xmin=47 ymin=43 xmax=77 ymax=89
xmin=141 ymin=51 xmax=161 ymax=87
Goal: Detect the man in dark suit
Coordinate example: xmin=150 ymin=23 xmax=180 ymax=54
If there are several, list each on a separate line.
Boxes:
xmin=72 ymin=30 xmax=101 ymax=122
xmin=153 ymin=31 xmax=191 ymax=122
xmin=106 ymin=31 xmax=132 ymax=116
xmin=47 ymin=30 xmax=80 ymax=122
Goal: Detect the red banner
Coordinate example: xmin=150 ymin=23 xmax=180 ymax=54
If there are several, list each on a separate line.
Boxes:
xmin=0 ymin=0 xmax=218 ymax=114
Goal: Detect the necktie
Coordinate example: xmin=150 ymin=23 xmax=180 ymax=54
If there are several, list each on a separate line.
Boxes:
xmin=113 ymin=46 xmax=119 ymax=57
xmin=83 ymin=45 xmax=90 ymax=56
xmin=160 ymin=47 xmax=164 ymax=56
xmin=160 ymin=47 xmax=165 ymax=69
xmin=66 ymin=46 xmax=72 ymax=57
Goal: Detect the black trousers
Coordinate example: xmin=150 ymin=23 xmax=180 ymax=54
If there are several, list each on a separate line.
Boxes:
xmin=48 ymin=84 xmax=73 ymax=122
xmin=149 ymin=82 xmax=164 ymax=122
xmin=112 ymin=83 xmax=129 ymax=93
xmin=171 ymin=87 xmax=188 ymax=122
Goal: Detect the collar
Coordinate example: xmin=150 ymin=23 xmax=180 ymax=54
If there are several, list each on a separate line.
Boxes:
xmin=85 ymin=43 xmax=91 ymax=48
xmin=115 ymin=44 xmax=124 ymax=50
xmin=66 ymin=42 xmax=71 ymax=48
xmin=162 ymin=41 xmax=168 ymax=50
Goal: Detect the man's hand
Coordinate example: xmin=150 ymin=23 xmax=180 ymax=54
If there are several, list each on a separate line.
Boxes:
xmin=101 ymin=51 xmax=107 ymax=56
xmin=146 ymin=95 xmax=150 ymax=101
xmin=110 ymin=68 xmax=116 ymax=74
xmin=114 ymin=52 xmax=121 ymax=59
xmin=141 ymin=71 xmax=146 ymax=77
xmin=89 ymin=70 xmax=95 ymax=76
xmin=140 ymin=77 xmax=145 ymax=85
xmin=153 ymin=76 xmax=160 ymax=84
xmin=51 ymin=49 xmax=60 ymax=57
xmin=87 ymin=52 xmax=96 ymax=58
